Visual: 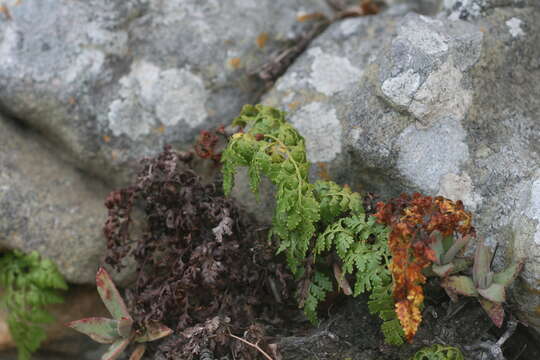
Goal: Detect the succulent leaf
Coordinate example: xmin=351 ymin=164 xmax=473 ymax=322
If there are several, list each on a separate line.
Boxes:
xmin=432 ymin=263 xmax=454 ymax=278
xmin=472 ymin=242 xmax=492 ymax=289
xmin=442 ymin=276 xmax=478 ymax=299
xmin=478 ymin=298 xmax=504 ymax=328
xmin=66 ymin=317 xmax=119 ymax=344
xmin=134 ymin=322 xmax=173 ymax=343
xmin=102 ymin=338 xmax=131 ymax=360
xmin=477 ymin=283 xmax=506 ymax=303
xmin=429 ymin=231 xmax=444 ymax=265
xmin=441 ymin=234 xmax=471 ymax=265
xmin=128 ymin=344 xmax=146 ymax=360
xmin=493 ymin=260 xmax=524 ymax=287
xmin=96 ymin=267 xmax=131 ymax=321
xmin=117 ymin=317 xmax=134 ymax=338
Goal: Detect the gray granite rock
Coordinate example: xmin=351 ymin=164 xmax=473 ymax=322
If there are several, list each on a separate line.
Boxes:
xmin=0 ymin=0 xmax=333 ymax=186
xmin=253 ymin=5 xmax=540 ymax=334
xmin=0 ymin=115 xmax=116 ymax=284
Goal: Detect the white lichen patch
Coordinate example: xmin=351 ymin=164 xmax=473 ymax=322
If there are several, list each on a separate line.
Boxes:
xmin=289 ymin=102 xmax=342 ymax=163
xmin=438 ymin=172 xmax=482 ymax=211
xmin=381 ymin=69 xmax=421 ymax=109
xmin=307 ymin=47 xmax=363 ymax=96
xmin=526 ymin=177 xmax=540 ymax=245
xmin=400 ymin=17 xmax=449 ymax=56
xmin=409 ymin=62 xmax=472 ymax=126
xmin=397 ymin=117 xmax=469 ymax=193
xmin=506 ymin=17 xmax=525 ymax=38
xmin=63 ymin=49 xmax=106 ymax=84
xmin=340 ymin=18 xmax=362 ymax=37
xmin=107 ymin=60 xmax=208 ymax=140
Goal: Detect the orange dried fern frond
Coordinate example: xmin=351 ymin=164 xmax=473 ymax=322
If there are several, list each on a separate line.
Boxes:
xmin=375 ymin=193 xmax=474 ymax=342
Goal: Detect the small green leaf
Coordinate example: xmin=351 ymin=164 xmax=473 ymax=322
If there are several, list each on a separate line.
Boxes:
xmin=96 ymin=268 xmax=131 ymax=321
xmin=102 ymin=338 xmax=131 ymax=360
xmin=66 ymin=317 xmax=120 ymax=344
xmin=442 ymin=276 xmax=478 ymax=299
xmin=478 ymin=283 xmax=506 ymax=303
xmin=493 ymin=260 xmax=524 ymax=287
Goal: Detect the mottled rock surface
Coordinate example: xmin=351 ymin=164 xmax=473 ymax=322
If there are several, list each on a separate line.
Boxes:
xmin=0 ymin=115 xmax=111 ymax=283
xmin=0 ymin=0 xmax=333 ymax=186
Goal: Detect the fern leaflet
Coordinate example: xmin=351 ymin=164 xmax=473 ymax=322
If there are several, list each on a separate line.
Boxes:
xmin=0 ymin=250 xmax=67 ymax=360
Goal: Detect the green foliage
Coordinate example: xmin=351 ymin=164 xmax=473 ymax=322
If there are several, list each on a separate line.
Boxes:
xmin=411 ymin=344 xmax=464 ymax=360
xmin=221 ymin=104 xmax=400 ymax=336
xmin=222 ymin=104 xmax=319 ymax=275
xmin=313 ymin=180 xmax=363 ymax=226
xmin=0 ymin=250 xmax=67 ymax=360
xmin=303 ymin=271 xmax=333 ymax=324
xmin=316 ymin=215 xmax=390 ymax=296
xmin=368 ymin=284 xmax=405 ymax=345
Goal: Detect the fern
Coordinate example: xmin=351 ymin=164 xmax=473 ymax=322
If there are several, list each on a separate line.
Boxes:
xmin=222 ymin=104 xmax=320 ymax=275
xmin=368 ymin=284 xmax=405 ymax=345
xmin=0 ymin=250 xmax=67 ymax=360
xmin=316 ymin=215 xmax=390 ymax=296
xmin=313 ymin=180 xmax=363 ymax=226
xmin=303 ymin=271 xmax=333 ymax=324
xmin=411 ymin=344 xmax=464 ymax=360
xmin=221 ymin=105 xmax=400 ymax=341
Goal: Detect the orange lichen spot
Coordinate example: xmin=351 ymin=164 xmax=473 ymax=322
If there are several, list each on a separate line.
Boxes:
xmin=296 ymin=12 xmax=326 ymax=22
xmin=68 ymin=97 xmax=77 ymax=105
xmin=256 ymin=32 xmax=269 ymax=49
xmin=0 ymin=5 xmax=12 ymax=20
xmin=316 ymin=162 xmax=331 ymax=181
xmin=103 ymin=135 xmax=111 ymax=143
xmin=155 ymin=125 xmax=165 ymax=134
xmin=287 ymin=101 xmax=301 ymax=111
xmin=111 ymin=150 xmax=119 ymax=161
xmin=228 ymin=57 xmax=241 ymax=69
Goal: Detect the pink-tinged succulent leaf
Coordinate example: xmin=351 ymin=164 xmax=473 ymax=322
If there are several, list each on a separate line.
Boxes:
xmin=102 ymin=337 xmax=131 ymax=360
xmin=134 ymin=322 xmax=173 ymax=343
xmin=478 ymin=298 xmax=504 ymax=328
xmin=442 ymin=234 xmax=471 ymax=265
xmin=96 ymin=267 xmax=132 ymax=321
xmin=66 ymin=317 xmax=119 ymax=344
xmin=432 ymin=263 xmax=454 ymax=278
xmin=493 ymin=260 xmax=524 ymax=287
xmin=442 ymin=276 xmax=478 ymax=298
xmin=117 ymin=317 xmax=134 ymax=338
xmin=478 ymin=283 xmax=506 ymax=303
xmin=473 ymin=242 xmax=493 ymax=289
xmin=429 ymin=231 xmax=444 ymax=265
xmin=129 ymin=344 xmax=146 ymax=360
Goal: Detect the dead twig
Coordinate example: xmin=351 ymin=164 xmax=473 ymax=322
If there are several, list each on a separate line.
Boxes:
xmin=463 ymin=318 xmax=518 ymax=360
xmin=229 ymin=332 xmax=275 ymax=360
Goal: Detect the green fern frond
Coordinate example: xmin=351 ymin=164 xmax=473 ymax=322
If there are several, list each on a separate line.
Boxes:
xmin=313 ymin=180 xmax=363 ymax=226
xmin=0 ymin=250 xmax=67 ymax=360
xmin=221 ymin=104 xmax=319 ymax=274
xmin=368 ymin=284 xmax=405 ymax=345
xmin=317 ymin=215 xmax=390 ymax=296
xmin=411 ymin=344 xmax=464 ymax=360
xmin=303 ymin=271 xmax=333 ymax=324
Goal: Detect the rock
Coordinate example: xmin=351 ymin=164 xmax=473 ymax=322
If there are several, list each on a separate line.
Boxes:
xmin=0 ymin=115 xmax=123 ymax=284
xmin=0 ymin=0 xmax=334 ymax=186
xmin=253 ymin=3 xmax=540 ymax=334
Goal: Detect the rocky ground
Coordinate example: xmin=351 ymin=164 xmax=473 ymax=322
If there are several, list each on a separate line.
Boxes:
xmin=1 ymin=0 xmax=540 ymax=359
